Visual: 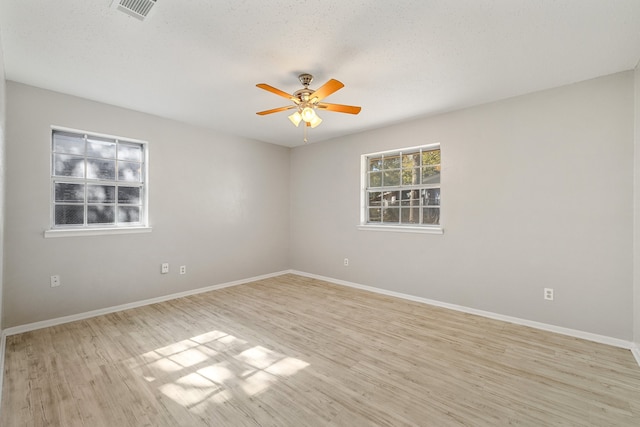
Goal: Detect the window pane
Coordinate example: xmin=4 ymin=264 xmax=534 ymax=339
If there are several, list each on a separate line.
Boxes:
xmin=53 ymin=154 xmax=85 ymax=177
xmin=368 ymin=208 xmax=381 ymax=222
xmin=87 ymin=205 xmax=115 ymax=224
xmin=402 ymin=167 xmax=421 ymax=185
xmin=422 ymin=150 xmax=441 ymax=166
xmin=401 ymin=190 xmax=420 ymax=206
xmin=118 ymin=186 xmax=141 ymax=204
xmin=382 ymin=155 xmax=400 ymax=170
xmin=55 ymin=205 xmax=84 ymax=225
xmin=402 ymin=153 xmax=421 ymax=168
xmin=422 ymin=207 xmax=440 ymax=225
xmin=87 ymin=185 xmax=115 ymax=203
xmin=87 ymin=159 xmax=116 ymax=180
xmin=118 ymin=161 xmax=141 ymax=182
xmin=401 ymin=207 xmax=420 ymax=224
xmin=87 ymin=138 xmax=116 ymax=159
xmin=422 ymin=166 xmax=440 ymax=184
xmin=369 ymin=158 xmax=382 ymax=171
xmin=118 ymin=143 xmax=142 ymax=162
xmin=383 ymin=191 xmax=400 ymax=206
xmin=383 ymin=170 xmax=401 ymax=186
xmin=118 ymin=206 xmax=141 ymax=223
xmin=423 ymin=188 xmax=441 ymax=206
xmin=55 ymin=183 xmax=85 ymax=202
xmin=382 ymin=207 xmax=399 ymax=223
xmin=369 ymin=171 xmax=382 ymax=187
xmin=368 ymin=191 xmax=382 ymax=207
xmin=53 ymin=132 xmax=85 ymax=155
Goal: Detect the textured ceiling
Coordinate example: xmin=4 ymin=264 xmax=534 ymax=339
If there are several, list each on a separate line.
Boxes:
xmin=1 ymin=0 xmax=640 ymax=147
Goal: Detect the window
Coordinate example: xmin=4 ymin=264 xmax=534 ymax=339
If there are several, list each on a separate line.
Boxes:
xmin=361 ymin=144 xmax=441 ymax=233
xmin=49 ymin=128 xmax=148 ymax=234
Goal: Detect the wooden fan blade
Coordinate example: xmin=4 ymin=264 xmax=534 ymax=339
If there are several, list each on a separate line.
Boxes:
xmin=256 ymin=105 xmax=296 ymax=115
xmin=317 ymin=103 xmax=362 ymax=115
xmin=256 ymin=83 xmax=293 ymax=100
xmin=309 ymin=79 xmax=344 ymax=102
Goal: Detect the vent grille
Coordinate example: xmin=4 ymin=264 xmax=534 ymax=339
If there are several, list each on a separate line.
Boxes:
xmin=112 ymin=0 xmax=157 ymax=21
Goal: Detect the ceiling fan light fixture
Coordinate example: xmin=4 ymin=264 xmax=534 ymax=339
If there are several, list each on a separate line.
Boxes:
xmin=309 ymin=115 xmax=322 ymax=128
xmin=301 ymin=106 xmax=316 ymax=123
xmin=288 ymin=111 xmax=302 ymax=127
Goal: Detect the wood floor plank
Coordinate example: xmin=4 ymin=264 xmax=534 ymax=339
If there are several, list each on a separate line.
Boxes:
xmin=2 ymin=273 xmax=640 ymax=426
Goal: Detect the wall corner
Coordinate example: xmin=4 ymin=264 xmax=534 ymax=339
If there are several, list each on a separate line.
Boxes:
xmin=633 ymin=61 xmax=640 ymax=348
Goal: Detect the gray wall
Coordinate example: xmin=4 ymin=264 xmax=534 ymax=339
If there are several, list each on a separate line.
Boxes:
xmin=290 ymin=71 xmax=635 ymax=340
xmin=3 ymin=82 xmax=290 ymax=328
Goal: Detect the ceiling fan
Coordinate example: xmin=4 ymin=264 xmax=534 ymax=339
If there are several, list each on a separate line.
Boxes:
xmin=256 ymin=73 xmax=361 ymax=135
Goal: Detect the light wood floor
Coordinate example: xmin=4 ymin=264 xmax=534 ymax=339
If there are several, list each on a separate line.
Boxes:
xmin=2 ymin=274 xmax=640 ymax=426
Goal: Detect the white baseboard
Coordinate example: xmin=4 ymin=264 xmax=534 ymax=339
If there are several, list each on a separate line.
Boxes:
xmin=632 ymin=343 xmax=640 ymax=366
xmin=291 ymin=270 xmax=635 ymax=352
xmin=3 ymin=270 xmax=290 ymax=337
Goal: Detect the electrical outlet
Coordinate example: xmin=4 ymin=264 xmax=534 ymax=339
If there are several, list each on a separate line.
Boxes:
xmin=161 ymin=263 xmax=169 ymax=274
xmin=344 ymin=258 xmax=349 ymax=266
xmin=180 ymin=265 xmax=186 ymax=275
xmin=50 ymin=275 xmax=61 ymax=287
xmin=544 ymin=288 xmax=554 ymax=301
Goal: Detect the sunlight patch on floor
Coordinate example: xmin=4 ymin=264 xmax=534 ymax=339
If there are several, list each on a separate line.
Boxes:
xmin=126 ymin=329 xmax=310 ymax=414
xmin=198 ymin=362 xmax=233 ymax=383
xmin=237 ymin=345 xmax=283 ymax=369
xmin=266 ymin=357 xmax=310 ymax=376
xmin=169 ymin=347 xmax=213 ymax=367
xmin=148 ymin=357 xmax=183 ymax=374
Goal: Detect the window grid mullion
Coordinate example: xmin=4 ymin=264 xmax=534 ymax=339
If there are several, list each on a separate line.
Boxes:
xmin=84 ymin=182 xmax=88 ymax=226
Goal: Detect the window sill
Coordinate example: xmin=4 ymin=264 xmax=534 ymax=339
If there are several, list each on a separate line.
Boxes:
xmin=44 ymin=226 xmax=152 ymax=238
xmin=357 ymin=224 xmax=444 ymax=234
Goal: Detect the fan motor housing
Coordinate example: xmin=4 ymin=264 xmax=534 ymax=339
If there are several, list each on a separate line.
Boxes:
xmin=293 ymin=88 xmax=315 ymax=104
xmin=298 ymin=73 xmax=314 ymax=87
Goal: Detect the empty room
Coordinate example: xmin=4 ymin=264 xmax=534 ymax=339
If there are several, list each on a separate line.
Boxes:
xmin=1 ymin=1 xmax=640 ymax=425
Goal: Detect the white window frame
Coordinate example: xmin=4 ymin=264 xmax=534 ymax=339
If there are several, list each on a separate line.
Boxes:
xmin=358 ymin=143 xmax=443 ymax=234
xmin=44 ymin=126 xmax=151 ymax=238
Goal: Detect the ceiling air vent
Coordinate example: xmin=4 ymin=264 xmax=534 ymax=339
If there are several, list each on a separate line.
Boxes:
xmin=111 ymin=0 xmax=157 ymax=21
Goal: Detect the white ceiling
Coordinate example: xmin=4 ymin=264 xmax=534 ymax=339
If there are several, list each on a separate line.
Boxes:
xmin=1 ymin=1 xmax=639 ymax=147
